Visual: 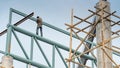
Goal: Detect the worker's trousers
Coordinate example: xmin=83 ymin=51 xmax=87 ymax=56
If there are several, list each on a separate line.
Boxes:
xmin=36 ymin=26 xmax=43 ymax=37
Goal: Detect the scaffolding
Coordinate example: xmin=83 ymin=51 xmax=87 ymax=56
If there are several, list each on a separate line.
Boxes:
xmin=66 ymin=0 xmax=120 ymax=68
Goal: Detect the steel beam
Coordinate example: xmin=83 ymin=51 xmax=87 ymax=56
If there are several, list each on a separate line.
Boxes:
xmin=10 ymin=8 xmax=96 ymax=46
xmin=10 ymin=25 xmax=95 ymax=61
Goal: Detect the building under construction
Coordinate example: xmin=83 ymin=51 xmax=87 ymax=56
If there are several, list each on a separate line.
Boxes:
xmin=0 ymin=0 xmax=120 ymax=68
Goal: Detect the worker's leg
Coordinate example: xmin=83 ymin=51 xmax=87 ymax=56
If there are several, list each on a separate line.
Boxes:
xmin=36 ymin=26 xmax=39 ymax=35
xmin=40 ymin=27 xmax=43 ymax=37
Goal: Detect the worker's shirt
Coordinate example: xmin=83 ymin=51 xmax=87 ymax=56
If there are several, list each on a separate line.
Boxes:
xmin=37 ymin=18 xmax=42 ymax=27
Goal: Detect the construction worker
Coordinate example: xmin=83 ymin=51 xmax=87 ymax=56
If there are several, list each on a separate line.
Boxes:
xmin=36 ymin=16 xmax=43 ymax=37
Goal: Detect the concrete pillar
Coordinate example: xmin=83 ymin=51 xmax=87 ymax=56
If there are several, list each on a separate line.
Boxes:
xmin=96 ymin=1 xmax=112 ymax=68
xmin=0 ymin=56 xmax=13 ymax=68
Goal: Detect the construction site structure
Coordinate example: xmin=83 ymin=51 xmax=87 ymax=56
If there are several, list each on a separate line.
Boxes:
xmin=0 ymin=0 xmax=120 ymax=68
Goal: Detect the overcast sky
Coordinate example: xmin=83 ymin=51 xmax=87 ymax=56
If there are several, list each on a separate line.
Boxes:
xmin=0 ymin=0 xmax=120 ymax=68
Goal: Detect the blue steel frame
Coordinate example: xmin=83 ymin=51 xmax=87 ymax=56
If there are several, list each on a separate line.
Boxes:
xmin=1 ymin=8 xmax=97 ymax=68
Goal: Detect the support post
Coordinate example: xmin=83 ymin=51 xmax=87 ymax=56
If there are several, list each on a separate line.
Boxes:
xmin=1 ymin=56 xmax=13 ymax=68
xmin=96 ymin=1 xmax=112 ymax=68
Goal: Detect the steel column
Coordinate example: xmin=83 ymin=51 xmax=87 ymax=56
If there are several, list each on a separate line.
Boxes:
xmin=5 ymin=26 xmax=12 ymax=55
xmin=30 ymin=37 xmax=34 ymax=60
xmin=52 ymin=45 xmax=55 ymax=68
xmin=9 ymin=8 xmax=12 ymax=24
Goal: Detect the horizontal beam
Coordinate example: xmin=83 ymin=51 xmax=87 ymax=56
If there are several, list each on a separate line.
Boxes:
xmin=0 ymin=50 xmax=50 ymax=68
xmin=113 ymin=52 xmax=120 ymax=57
xmin=10 ymin=25 xmax=95 ymax=61
xmin=10 ymin=8 xmax=96 ymax=46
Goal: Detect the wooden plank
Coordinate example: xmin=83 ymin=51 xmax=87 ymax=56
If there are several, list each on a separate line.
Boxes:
xmin=74 ymin=16 xmax=93 ymax=25
xmin=65 ymin=23 xmax=95 ymax=37
xmin=76 ymin=24 xmax=93 ymax=33
xmin=111 ymin=21 xmax=120 ymax=26
xmin=67 ymin=6 xmax=107 ymax=30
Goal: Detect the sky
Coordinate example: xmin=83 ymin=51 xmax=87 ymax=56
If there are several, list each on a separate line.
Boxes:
xmin=0 ymin=0 xmax=120 ymax=68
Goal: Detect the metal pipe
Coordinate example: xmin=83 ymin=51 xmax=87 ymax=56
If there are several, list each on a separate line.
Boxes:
xmin=5 ymin=27 xmax=12 ymax=55
xmin=6 ymin=8 xmax=12 ymax=54
xmin=76 ymin=57 xmax=82 ymax=64
xmin=113 ymin=52 xmax=120 ymax=57
xmin=55 ymin=46 xmax=68 ymax=68
xmin=10 ymin=25 xmax=95 ymax=61
xmin=9 ymin=8 xmax=12 ymax=24
xmin=52 ymin=45 xmax=55 ymax=68
xmin=30 ymin=37 xmax=34 ymax=60
xmin=34 ymin=38 xmax=51 ymax=67
xmin=12 ymin=30 xmax=29 ymax=59
xmin=92 ymin=60 xmax=94 ymax=68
